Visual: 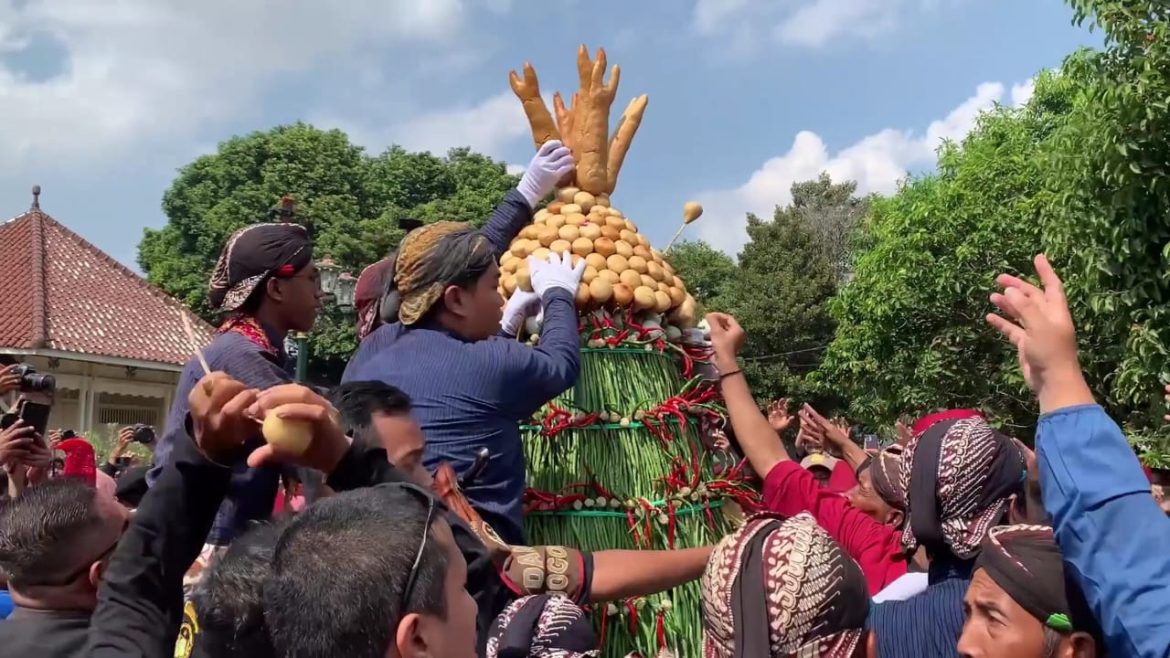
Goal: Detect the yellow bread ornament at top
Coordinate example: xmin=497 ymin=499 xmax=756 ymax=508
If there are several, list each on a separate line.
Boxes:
xmin=262 ymin=410 xmax=313 ymax=455
xmin=499 ymin=45 xmax=702 ymax=327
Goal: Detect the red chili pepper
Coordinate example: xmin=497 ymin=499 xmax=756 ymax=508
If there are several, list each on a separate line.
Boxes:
xmin=625 ymin=599 xmax=639 ymax=635
xmin=626 ymin=508 xmax=641 ymax=545
xmin=598 ymin=604 xmax=608 ymax=647
xmin=656 ymin=610 xmax=667 ymax=650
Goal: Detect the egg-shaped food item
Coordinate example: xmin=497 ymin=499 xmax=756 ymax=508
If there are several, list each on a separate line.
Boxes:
xmin=594 ymin=238 xmax=617 ymax=257
xmin=619 ymin=269 xmax=642 ymax=289
xmin=606 ymin=254 xmax=629 ymax=273
xmin=612 ymin=283 xmax=634 ymax=306
xmin=589 ymin=277 xmax=613 ymax=303
xmin=263 ymin=411 xmax=313 ymax=455
xmin=627 ymin=255 xmax=648 ymax=274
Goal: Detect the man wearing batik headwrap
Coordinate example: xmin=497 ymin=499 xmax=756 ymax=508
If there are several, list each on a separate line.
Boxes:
xmin=150 ymin=216 xmax=322 ymax=549
xmin=866 ymin=411 xmax=1026 ymax=658
xmin=706 ymin=312 xmax=911 ymax=598
xmin=702 ymin=512 xmax=874 ymax=657
xmin=959 ymin=525 xmax=1100 ymax=658
xmin=344 ymin=140 xmax=579 ymax=545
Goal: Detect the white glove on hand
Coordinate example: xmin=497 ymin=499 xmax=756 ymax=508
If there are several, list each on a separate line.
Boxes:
xmin=516 ymin=140 xmax=574 ymax=208
xmin=528 ymin=251 xmax=585 ymax=297
xmin=500 ymin=289 xmax=541 ymax=336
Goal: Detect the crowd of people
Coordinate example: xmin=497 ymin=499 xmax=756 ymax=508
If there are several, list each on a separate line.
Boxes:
xmin=0 ymin=138 xmax=1167 ymax=658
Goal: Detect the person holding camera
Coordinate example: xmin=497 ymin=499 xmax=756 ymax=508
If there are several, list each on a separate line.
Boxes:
xmin=0 ymin=364 xmax=22 ymax=397
xmin=100 ymin=426 xmax=154 ymax=508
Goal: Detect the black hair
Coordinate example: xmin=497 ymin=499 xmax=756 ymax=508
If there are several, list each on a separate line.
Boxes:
xmin=262 ymin=486 xmax=448 ymax=658
xmin=418 ymin=231 xmax=496 ymax=323
xmin=331 ymin=381 xmax=413 ymax=446
xmin=192 ymin=519 xmax=290 ymax=658
xmin=0 ymin=478 xmax=100 ymax=588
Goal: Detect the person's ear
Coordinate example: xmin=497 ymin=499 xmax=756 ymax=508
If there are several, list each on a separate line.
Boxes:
xmin=441 ymin=285 xmax=468 ymax=318
xmin=1006 ymin=493 xmax=1025 ymax=525
xmin=266 ymin=277 xmax=286 ymax=304
xmin=394 ymin=612 xmax=430 ymax=658
xmin=88 ymin=560 xmax=105 ymax=591
xmin=887 ymin=508 xmax=904 ymax=529
xmin=1062 ymin=631 xmax=1097 ymax=658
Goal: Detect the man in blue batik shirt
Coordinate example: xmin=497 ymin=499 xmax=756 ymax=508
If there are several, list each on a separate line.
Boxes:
xmin=345 ymin=140 xmax=578 ymax=545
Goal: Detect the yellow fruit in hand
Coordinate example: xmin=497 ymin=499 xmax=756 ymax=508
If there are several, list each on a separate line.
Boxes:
xmin=262 ymin=410 xmax=313 ymax=455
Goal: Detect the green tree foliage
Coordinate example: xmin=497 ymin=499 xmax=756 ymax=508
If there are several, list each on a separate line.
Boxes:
xmin=663 ymin=240 xmax=736 ymax=309
xmin=814 ymin=71 xmax=1080 ymax=435
xmin=788 ymin=174 xmax=871 ymax=283
xmin=139 ymin=123 xmax=517 ymax=382
xmin=722 ymin=186 xmax=845 ymax=403
xmin=1043 ymin=2 xmax=1170 ymax=440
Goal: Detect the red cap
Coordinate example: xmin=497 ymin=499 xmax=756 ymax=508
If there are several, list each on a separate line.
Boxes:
xmin=911 ymin=409 xmax=984 ymax=437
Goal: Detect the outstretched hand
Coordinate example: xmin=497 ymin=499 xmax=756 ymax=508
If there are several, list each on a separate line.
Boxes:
xmin=245 ymin=384 xmax=351 ymax=475
xmin=517 ymin=140 xmax=575 ymax=207
xmin=986 ymin=255 xmax=1092 ymax=412
xmin=766 ymin=399 xmax=792 ymax=433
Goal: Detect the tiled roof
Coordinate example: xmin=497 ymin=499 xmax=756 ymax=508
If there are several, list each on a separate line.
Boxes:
xmin=0 ymin=205 xmax=215 ymax=367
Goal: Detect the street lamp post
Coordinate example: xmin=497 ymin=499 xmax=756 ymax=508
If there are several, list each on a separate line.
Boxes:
xmin=293 ymin=255 xmax=356 ymax=383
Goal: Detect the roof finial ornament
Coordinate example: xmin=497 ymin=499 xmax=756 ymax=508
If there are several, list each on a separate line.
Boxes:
xmin=268 ymin=195 xmax=297 ymax=222
xmin=31 ymin=184 xmax=41 ymax=210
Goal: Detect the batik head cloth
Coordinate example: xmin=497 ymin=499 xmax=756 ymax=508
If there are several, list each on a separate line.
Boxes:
xmin=900 ymin=416 xmax=1025 ymax=559
xmin=393 ymin=221 xmax=493 ymax=325
xmin=208 ymin=223 xmax=312 ymax=312
xmin=701 ymin=512 xmax=869 ymax=658
xmin=975 ymin=524 xmax=1099 ymax=640
xmin=868 ymin=448 xmax=905 ymax=511
xmin=486 ymin=594 xmax=598 ymax=658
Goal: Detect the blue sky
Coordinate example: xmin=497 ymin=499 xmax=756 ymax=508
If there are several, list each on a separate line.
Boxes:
xmin=0 ymin=0 xmax=1094 ymax=271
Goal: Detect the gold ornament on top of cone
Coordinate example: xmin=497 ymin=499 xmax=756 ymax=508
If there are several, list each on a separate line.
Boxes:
xmin=502 ymin=45 xmax=699 ymax=328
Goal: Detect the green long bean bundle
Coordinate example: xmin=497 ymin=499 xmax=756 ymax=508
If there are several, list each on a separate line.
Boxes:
xmin=523 ymin=348 xmax=732 ymax=658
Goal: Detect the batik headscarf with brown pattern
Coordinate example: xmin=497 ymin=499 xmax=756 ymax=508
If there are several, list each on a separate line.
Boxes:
xmin=208 ymin=223 xmax=312 ymax=312
xmin=900 ymin=416 xmax=1025 ymax=560
xmin=393 ymin=221 xmax=494 ymax=325
xmin=701 ymin=512 xmax=869 ymax=658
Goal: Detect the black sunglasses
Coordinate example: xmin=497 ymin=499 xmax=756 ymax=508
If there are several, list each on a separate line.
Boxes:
xmin=399 ymin=485 xmax=439 ymax=614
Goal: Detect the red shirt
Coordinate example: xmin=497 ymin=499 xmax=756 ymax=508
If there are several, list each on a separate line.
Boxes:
xmin=763 ymin=460 xmax=907 ymax=595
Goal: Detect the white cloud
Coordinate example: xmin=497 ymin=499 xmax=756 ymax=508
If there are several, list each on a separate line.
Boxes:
xmin=696 ymin=80 xmax=1019 ymax=255
xmin=1011 ymin=79 xmax=1036 ymax=107
xmin=0 ymin=0 xmax=470 ymax=171
xmin=693 ymin=0 xmax=950 ymax=50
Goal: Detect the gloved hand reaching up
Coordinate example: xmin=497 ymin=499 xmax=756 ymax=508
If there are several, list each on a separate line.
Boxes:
xmin=517 ymin=140 xmax=574 ymax=208
xmin=500 ymin=289 xmax=541 ymax=336
xmin=528 ymin=251 xmax=585 ymax=298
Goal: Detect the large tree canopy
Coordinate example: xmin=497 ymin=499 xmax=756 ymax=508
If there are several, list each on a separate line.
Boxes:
xmin=139 ymin=123 xmax=517 ymax=382
xmin=718 ymin=177 xmax=860 ymax=403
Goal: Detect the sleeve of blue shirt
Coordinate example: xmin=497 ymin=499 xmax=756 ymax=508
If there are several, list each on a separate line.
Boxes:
xmin=1037 ymin=404 xmax=1170 ymax=658
xmin=479 ymin=188 xmax=533 ymax=256
xmin=492 ymin=287 xmax=580 ymax=419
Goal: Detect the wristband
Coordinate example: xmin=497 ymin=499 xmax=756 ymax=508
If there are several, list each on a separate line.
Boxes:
xmin=718 ymin=369 xmax=743 ymax=380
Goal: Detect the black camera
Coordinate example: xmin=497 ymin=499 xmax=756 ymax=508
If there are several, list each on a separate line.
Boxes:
xmin=129 ymin=424 xmax=156 ymax=444
xmin=12 ymin=363 xmax=55 ymax=393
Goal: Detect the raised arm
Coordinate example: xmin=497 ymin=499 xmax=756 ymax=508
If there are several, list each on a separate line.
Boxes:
xmin=706 ymin=312 xmax=790 ymax=476
xmin=87 ymin=374 xmax=258 ymax=658
xmin=987 ymin=254 xmax=1170 ymax=658
xmin=498 ymin=253 xmax=584 ymax=418
xmin=481 ymin=141 xmax=574 ymax=254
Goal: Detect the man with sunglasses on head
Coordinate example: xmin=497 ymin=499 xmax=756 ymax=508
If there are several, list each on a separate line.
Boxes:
xmin=264 ymin=484 xmax=479 ymax=658
xmin=0 ymin=478 xmax=130 ymax=657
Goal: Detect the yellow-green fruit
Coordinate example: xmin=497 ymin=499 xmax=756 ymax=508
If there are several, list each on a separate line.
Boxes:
xmin=262 ymin=411 xmax=313 ymax=455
